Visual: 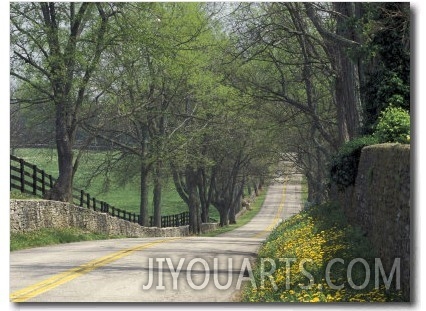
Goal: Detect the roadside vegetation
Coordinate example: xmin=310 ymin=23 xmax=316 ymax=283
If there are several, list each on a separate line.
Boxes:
xmin=300 ymin=176 xmax=309 ymax=205
xmin=201 ymin=189 xmax=267 ymax=237
xmin=241 ymin=203 xmax=404 ymax=302
xmin=11 ymin=148 xmax=220 ymax=220
xmin=10 ymin=228 xmax=125 ymax=252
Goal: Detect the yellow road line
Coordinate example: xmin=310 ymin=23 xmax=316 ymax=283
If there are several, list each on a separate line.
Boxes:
xmin=252 ymin=179 xmax=288 ymax=238
xmin=10 ymin=237 xmax=181 ymax=302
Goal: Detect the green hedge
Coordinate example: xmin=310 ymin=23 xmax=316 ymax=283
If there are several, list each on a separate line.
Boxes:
xmin=375 ymin=106 xmax=410 ymax=144
xmin=329 ymin=136 xmax=379 ymax=190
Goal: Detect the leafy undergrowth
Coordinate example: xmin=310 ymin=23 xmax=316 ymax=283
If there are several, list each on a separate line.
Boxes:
xmin=10 ymin=228 xmax=125 ymax=251
xmin=241 ymin=203 xmax=405 ymax=302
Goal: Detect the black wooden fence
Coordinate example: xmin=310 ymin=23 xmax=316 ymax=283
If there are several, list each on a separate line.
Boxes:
xmin=10 ymin=155 xmax=189 ymax=227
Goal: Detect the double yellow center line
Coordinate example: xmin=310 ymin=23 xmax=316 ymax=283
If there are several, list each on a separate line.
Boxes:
xmin=10 ymin=237 xmax=181 ymax=302
xmin=252 ymin=179 xmax=288 ymax=238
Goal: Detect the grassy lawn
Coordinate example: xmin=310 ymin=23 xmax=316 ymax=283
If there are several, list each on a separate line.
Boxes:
xmin=300 ymin=175 xmax=309 ymax=204
xmin=10 ymin=228 xmax=125 ymax=251
xmin=11 ymin=148 xmax=202 ymax=217
xmin=240 ymin=202 xmax=405 ymax=302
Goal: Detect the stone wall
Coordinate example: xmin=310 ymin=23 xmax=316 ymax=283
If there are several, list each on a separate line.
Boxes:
xmin=10 ymin=200 xmax=218 ymax=237
xmin=334 ymin=143 xmax=410 ymax=299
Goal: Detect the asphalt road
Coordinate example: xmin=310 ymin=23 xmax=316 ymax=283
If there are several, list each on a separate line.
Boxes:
xmin=10 ymin=174 xmax=303 ymax=302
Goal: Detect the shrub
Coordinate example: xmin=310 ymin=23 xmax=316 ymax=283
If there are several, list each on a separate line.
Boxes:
xmin=330 ymin=136 xmax=379 ymax=190
xmin=375 ymin=106 xmax=410 ymax=144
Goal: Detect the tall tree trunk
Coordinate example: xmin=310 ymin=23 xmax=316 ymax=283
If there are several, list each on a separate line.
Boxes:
xmin=229 ymin=182 xmax=244 ymax=224
xmin=139 ymin=162 xmax=149 ymax=226
xmin=44 ymin=102 xmax=74 ymax=202
xmin=199 ymin=192 xmax=209 ymax=223
xmin=247 ymin=183 xmax=252 ymax=197
xmin=334 ymin=51 xmax=360 ymax=143
xmin=198 ymin=167 xmax=215 ymax=223
xmin=139 ymin=122 xmax=150 ymax=226
xmin=198 ymin=168 xmax=209 ymax=223
xmin=305 ymin=2 xmax=363 ymax=145
xmin=229 ymin=202 xmax=236 ymax=225
xmin=219 ymin=204 xmax=229 ymax=227
xmin=334 ymin=2 xmax=362 ymax=143
xmin=253 ymin=181 xmax=259 ymax=196
xmin=153 ymin=161 xmax=162 ymax=227
xmin=186 ymin=167 xmax=201 ymax=234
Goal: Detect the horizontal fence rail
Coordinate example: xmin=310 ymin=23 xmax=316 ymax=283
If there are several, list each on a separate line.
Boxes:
xmin=10 ymin=155 xmax=189 ymax=228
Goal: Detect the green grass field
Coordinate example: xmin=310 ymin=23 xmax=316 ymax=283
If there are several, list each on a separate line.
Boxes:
xmin=11 ymin=148 xmax=221 ymax=219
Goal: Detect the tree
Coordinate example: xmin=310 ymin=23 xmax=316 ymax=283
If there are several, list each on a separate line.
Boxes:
xmin=81 ymin=2 xmax=222 ymax=227
xmin=10 ymin=2 xmax=118 ymax=201
xmin=361 ymin=3 xmax=410 ymax=133
xmin=223 ymin=2 xmax=339 ymax=203
xmin=304 ymin=2 xmax=364 ymax=144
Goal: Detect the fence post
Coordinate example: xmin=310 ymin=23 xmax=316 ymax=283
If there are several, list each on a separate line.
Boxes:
xmin=80 ymin=190 xmax=84 ymax=207
xmin=19 ymin=159 xmax=25 ymax=193
xmin=41 ymin=170 xmax=46 ymax=195
xmin=32 ymin=164 xmax=37 ymax=195
xmin=49 ymin=175 xmax=53 ymax=188
xmin=93 ymin=198 xmax=96 ymax=211
xmin=86 ymin=193 xmax=90 ymax=209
